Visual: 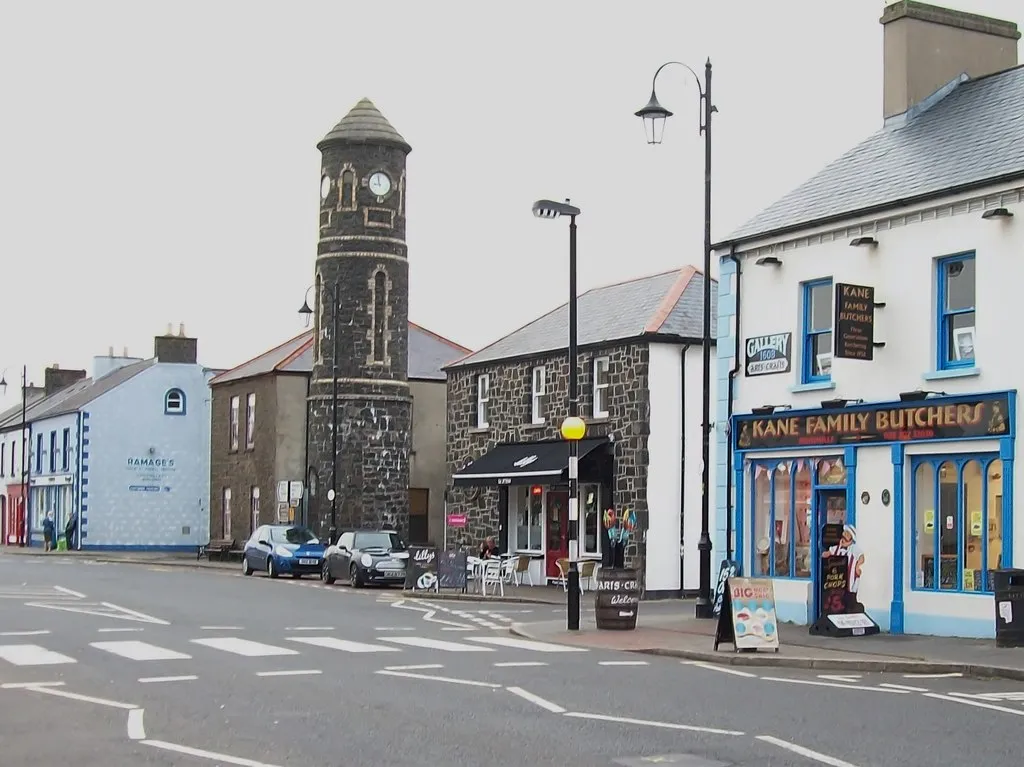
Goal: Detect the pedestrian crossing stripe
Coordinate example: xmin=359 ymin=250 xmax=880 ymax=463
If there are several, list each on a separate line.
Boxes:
xmin=287 ymin=637 xmax=398 ymax=653
xmin=378 ymin=637 xmax=494 ymax=652
xmin=90 ymin=641 xmax=191 ymax=661
xmin=0 ymin=644 xmax=77 ymax=666
xmin=191 ymin=637 xmax=299 ymax=657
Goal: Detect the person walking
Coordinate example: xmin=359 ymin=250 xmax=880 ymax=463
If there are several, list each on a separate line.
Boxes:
xmin=42 ymin=512 xmax=55 ymax=552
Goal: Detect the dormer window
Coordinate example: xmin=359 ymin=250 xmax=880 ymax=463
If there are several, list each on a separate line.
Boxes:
xmin=164 ymin=389 xmax=186 ymax=415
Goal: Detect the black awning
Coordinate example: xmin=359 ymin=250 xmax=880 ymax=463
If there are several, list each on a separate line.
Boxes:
xmin=452 ymin=437 xmax=609 ymax=487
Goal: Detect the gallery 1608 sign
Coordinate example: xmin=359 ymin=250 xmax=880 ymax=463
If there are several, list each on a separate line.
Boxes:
xmin=744 ymin=333 xmax=792 ymax=377
xmin=833 ymin=282 xmax=875 ymax=361
xmin=736 ymin=395 xmax=1010 ymax=450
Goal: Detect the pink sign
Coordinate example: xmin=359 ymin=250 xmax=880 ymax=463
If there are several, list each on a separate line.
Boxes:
xmin=447 ymin=514 xmax=468 ymax=528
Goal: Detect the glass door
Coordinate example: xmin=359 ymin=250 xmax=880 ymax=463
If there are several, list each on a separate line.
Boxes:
xmin=545 ymin=490 xmax=568 ymax=579
xmin=813 ymin=489 xmax=847 ymax=618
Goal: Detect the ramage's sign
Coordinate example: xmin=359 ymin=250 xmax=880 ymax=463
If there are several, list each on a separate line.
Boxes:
xmin=744 ymin=333 xmax=792 ymax=377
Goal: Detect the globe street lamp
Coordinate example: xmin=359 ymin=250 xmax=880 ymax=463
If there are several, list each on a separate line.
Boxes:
xmin=533 ymin=198 xmax=584 ymax=631
xmin=636 ymin=60 xmax=718 ymax=619
xmin=0 ymin=366 xmax=31 ymax=547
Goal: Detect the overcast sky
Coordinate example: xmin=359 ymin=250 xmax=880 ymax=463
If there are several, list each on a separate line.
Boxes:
xmin=1 ymin=0 xmax=1020 ymax=409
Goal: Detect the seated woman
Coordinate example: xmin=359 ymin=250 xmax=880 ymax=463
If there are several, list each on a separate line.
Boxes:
xmin=478 ymin=536 xmax=499 ymax=559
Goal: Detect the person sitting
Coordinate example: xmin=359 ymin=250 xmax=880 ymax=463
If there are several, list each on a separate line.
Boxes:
xmin=478 ymin=536 xmax=499 ymax=559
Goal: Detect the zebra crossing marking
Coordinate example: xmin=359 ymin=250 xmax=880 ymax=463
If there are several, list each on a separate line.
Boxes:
xmin=287 ymin=637 xmax=397 ymax=653
xmin=90 ymin=641 xmax=191 ymax=661
xmin=465 ymin=636 xmax=588 ymax=653
xmin=0 ymin=644 xmax=76 ymax=666
xmin=191 ymin=637 xmax=298 ymax=657
xmin=378 ymin=636 xmax=494 ymax=652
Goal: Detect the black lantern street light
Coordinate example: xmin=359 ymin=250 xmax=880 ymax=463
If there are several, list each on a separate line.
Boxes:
xmin=299 ymin=284 xmax=342 ymax=546
xmin=532 ymin=198 xmax=585 ymax=632
xmin=0 ymin=366 xmax=31 ymax=547
xmin=636 ymin=60 xmax=718 ymax=620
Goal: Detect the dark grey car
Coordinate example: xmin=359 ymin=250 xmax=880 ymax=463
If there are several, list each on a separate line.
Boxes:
xmin=321 ymin=530 xmax=409 ymax=587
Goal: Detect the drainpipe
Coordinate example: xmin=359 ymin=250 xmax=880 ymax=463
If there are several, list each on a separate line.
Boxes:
xmin=302 ymin=374 xmax=310 ymax=527
xmin=678 ymin=344 xmax=689 ymax=596
xmin=725 ymin=244 xmax=740 ymax=560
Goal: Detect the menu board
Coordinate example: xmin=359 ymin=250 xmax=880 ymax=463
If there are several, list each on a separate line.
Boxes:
xmin=404 ymin=546 xmax=438 ymax=591
xmin=438 ymin=550 xmax=468 ymax=591
xmin=820 ymin=555 xmax=849 ymax=616
xmin=714 ymin=577 xmax=780 ymax=653
xmin=712 ymin=559 xmax=740 ymax=617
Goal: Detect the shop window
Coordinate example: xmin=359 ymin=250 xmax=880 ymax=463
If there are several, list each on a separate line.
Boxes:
xmin=592 ymin=357 xmax=610 ymax=418
xmin=476 ymin=374 xmax=490 ymax=429
xmin=911 ymin=454 xmax=1004 ymax=593
xmin=515 ymin=485 xmax=543 ymax=552
xmin=531 ymin=366 xmax=546 ymax=424
xmin=582 ymin=484 xmax=601 ymax=557
xmin=801 ymin=278 xmax=833 ymax=383
xmin=752 ymin=459 xmax=817 ymax=579
xmin=936 ymin=253 xmax=975 ymax=370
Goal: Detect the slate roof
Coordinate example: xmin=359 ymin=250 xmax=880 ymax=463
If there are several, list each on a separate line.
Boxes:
xmin=0 ymin=390 xmax=47 ymax=430
xmin=210 ymin=323 xmax=471 ymax=386
xmin=722 ymin=65 xmax=1024 ymax=245
xmin=446 ymin=267 xmax=716 ymax=369
xmin=0 ymin=359 xmax=155 ymax=431
xmin=318 ymin=97 xmax=411 ymax=153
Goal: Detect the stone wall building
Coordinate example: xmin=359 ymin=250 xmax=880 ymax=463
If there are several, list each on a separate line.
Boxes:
xmin=445 ymin=267 xmax=716 ymax=596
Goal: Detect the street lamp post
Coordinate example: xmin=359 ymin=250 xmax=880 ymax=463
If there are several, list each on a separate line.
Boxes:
xmin=533 ymin=198 xmax=585 ymax=632
xmin=0 ymin=365 xmax=30 ymax=547
xmin=299 ymin=283 xmax=342 ymax=546
xmin=635 ymin=59 xmax=718 ymax=619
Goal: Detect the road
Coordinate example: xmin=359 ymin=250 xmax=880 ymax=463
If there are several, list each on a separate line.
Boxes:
xmin=0 ymin=555 xmax=1021 ymax=766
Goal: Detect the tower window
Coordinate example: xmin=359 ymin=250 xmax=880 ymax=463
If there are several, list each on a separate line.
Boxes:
xmin=339 ymin=168 xmax=356 ymax=211
xmin=373 ymin=270 xmax=388 ymax=363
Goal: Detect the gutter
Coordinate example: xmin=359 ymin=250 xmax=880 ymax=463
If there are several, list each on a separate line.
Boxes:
xmin=725 ymin=244 xmax=740 ymax=560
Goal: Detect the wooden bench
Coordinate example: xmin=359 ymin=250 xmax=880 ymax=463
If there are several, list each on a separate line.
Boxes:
xmin=198 ymin=538 xmax=243 ymax=562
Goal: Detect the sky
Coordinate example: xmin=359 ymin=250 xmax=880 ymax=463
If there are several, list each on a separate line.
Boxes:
xmin=1 ymin=0 xmax=1021 ymax=410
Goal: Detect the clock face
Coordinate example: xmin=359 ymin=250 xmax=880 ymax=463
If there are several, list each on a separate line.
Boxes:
xmin=320 ymin=174 xmax=331 ymax=200
xmin=368 ymin=171 xmax=391 ymax=197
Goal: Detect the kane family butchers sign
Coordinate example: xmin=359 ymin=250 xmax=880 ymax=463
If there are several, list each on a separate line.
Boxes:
xmin=735 ymin=395 xmax=1010 ymax=450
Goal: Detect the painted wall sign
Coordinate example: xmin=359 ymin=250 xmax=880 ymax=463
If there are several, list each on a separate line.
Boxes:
xmin=833 ymin=283 xmax=875 ymax=360
xmin=125 ymin=454 xmax=177 ymax=493
xmin=744 ymin=333 xmax=792 ymax=377
xmin=735 ymin=395 xmax=1010 ymax=450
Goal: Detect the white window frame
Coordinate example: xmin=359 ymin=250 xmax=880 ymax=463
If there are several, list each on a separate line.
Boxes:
xmin=250 ymin=486 xmax=260 ymax=533
xmin=513 ymin=485 xmax=544 ymax=554
xmin=592 ymin=356 xmax=610 ymax=419
xmin=164 ymin=389 xmax=185 ymax=415
xmin=245 ymin=392 xmax=256 ymax=449
xmin=531 ymin=366 xmax=546 ymax=424
xmin=476 ymin=374 xmax=490 ymax=429
xmin=229 ymin=396 xmax=240 ymax=451
xmin=222 ymin=487 xmax=232 ymax=538
xmin=581 ymin=483 xmax=601 ymax=557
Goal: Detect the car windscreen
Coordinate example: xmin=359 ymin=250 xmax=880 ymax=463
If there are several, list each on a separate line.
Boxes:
xmin=270 ymin=526 xmax=318 ymax=544
xmin=353 ymin=532 xmax=405 ymax=551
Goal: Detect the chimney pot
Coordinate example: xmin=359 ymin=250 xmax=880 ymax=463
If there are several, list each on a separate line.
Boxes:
xmin=108 ymin=346 xmax=114 ymax=357
xmin=123 ymin=346 xmax=128 ymax=357
xmin=166 ymin=322 xmax=173 ymax=335
xmin=178 ymin=322 xmax=186 ymax=337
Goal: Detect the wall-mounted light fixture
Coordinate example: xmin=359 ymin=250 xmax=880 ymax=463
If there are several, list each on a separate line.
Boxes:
xmin=898 ymin=389 xmax=947 ymax=402
xmin=850 ymin=236 xmax=878 ymax=247
xmin=750 ymin=404 xmax=791 ymax=415
xmin=981 ymin=207 xmax=1014 ymax=220
xmin=755 ymin=256 xmax=782 ymax=267
xmin=820 ymin=398 xmax=864 ymax=409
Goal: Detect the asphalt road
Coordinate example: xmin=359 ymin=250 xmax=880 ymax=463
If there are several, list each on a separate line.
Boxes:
xmin=1 ymin=555 xmax=1022 ymax=766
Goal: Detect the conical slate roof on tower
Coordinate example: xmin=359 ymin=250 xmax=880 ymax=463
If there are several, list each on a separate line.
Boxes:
xmin=317 ymin=97 xmax=411 ymax=153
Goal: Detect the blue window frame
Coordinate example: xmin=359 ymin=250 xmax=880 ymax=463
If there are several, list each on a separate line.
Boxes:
xmin=164 ymin=389 xmax=186 ymax=416
xmin=61 ymin=428 xmax=70 ymax=471
xmin=910 ymin=454 xmax=1005 ymax=593
xmin=48 ymin=431 xmax=56 ymax=473
xmin=936 ymin=253 xmax=975 ymax=370
xmin=801 ymin=279 xmax=833 ymax=383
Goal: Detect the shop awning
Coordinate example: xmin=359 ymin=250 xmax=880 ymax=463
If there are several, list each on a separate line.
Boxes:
xmin=452 ymin=437 xmax=609 ymax=487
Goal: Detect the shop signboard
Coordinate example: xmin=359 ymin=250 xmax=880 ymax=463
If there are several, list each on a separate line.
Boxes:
xmin=712 ymin=559 xmax=741 ymax=617
xmin=438 ymin=550 xmax=468 ymax=591
xmin=744 ymin=333 xmax=792 ymax=377
xmin=404 ymin=546 xmax=438 ymax=591
xmin=446 ymin=514 xmax=467 ymax=528
xmin=714 ymin=577 xmax=780 ymax=653
xmin=833 ymin=282 xmax=875 ymax=360
xmin=735 ymin=394 xmax=1011 ymax=451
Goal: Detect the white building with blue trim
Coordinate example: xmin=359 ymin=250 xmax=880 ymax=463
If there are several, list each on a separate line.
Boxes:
xmin=713 ymin=3 xmax=1022 ymax=638
xmin=0 ymin=327 xmax=216 ymax=550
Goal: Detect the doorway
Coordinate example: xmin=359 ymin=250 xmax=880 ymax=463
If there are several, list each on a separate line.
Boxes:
xmin=545 ymin=490 xmax=568 ymax=579
xmin=409 ymin=488 xmax=429 ymax=544
xmin=813 ymin=489 xmax=848 ymax=618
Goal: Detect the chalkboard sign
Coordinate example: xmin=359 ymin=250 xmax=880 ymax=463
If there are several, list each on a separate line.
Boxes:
xmin=820 ymin=555 xmax=849 ymax=616
xmin=712 ymin=559 xmax=740 ymax=617
xmin=714 ymin=577 xmax=780 ymax=653
xmin=438 ymin=550 xmax=468 ymax=591
xmin=594 ymin=568 xmax=639 ymax=630
xmin=405 ymin=546 xmax=438 ymax=591
xmin=821 ymin=523 xmax=843 ymax=549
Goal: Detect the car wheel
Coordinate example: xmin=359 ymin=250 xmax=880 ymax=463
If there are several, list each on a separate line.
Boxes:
xmin=350 ymin=564 xmax=362 ymax=588
xmin=242 ymin=556 xmax=252 ymax=576
xmin=322 ymin=561 xmax=336 ymax=585
xmin=267 ymin=557 xmax=279 ymax=579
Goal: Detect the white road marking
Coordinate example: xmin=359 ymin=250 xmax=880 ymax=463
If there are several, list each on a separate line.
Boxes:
xmin=757 ymin=735 xmax=861 ymax=766
xmin=0 ymin=644 xmax=76 ymax=666
xmin=760 ymin=676 xmax=911 ymax=693
xmin=285 ymin=626 xmax=334 ymax=631
xmin=21 ymin=685 xmax=137 ymax=710
xmin=903 ymin=672 xmax=962 ymax=679
xmin=26 ymin=601 xmax=169 ymax=624
xmin=191 ymin=638 xmax=298 ymax=657
xmin=565 ymin=711 xmax=744 ymax=736
xmin=138 ymin=675 xmax=198 ymax=684
xmin=53 ymin=586 xmax=87 ymax=598
xmin=598 ymin=660 xmax=649 ymax=666
xmin=0 ymin=630 xmax=50 ymax=637
xmin=818 ymin=674 xmax=862 ymax=682
xmin=879 ymin=682 xmax=930 ymax=692
xmin=465 ymin=636 xmax=588 ymax=653
xmin=127 ymin=708 xmax=146 ymax=740
xmin=378 ymin=637 xmax=494 ymax=652
xmin=440 ymin=626 xmax=475 ymax=631
xmin=925 ymin=692 xmax=1024 ymax=715
xmin=99 ymin=602 xmax=169 ymax=625
xmin=506 ymin=686 xmax=566 ymax=713
xmin=684 ymin=661 xmax=757 ymax=678
xmin=91 ymin=641 xmax=191 ymax=661
xmin=375 ymin=627 xmax=415 ymax=631
xmin=200 ymin=626 xmax=243 ymax=630
xmin=376 ymin=669 xmax=502 ymax=687
xmin=494 ymin=661 xmax=548 ymax=667
xmin=255 ymin=669 xmax=322 ymax=677
xmin=97 ymin=628 xmax=145 ymax=633
xmin=142 ymin=739 xmax=284 ymax=767
xmin=1 ymin=681 xmax=65 ymax=689
xmin=287 ymin=637 xmax=397 ymax=653
xmin=953 ymin=691 xmax=1024 ymax=702
xmin=384 ymin=664 xmax=444 ymax=671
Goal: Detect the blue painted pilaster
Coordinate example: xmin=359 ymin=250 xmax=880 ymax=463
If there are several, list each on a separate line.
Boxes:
xmin=890 ymin=444 xmax=905 ymax=635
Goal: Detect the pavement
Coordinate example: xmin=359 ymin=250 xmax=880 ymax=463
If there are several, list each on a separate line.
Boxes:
xmin=2 ymin=550 xmax=1024 ymax=766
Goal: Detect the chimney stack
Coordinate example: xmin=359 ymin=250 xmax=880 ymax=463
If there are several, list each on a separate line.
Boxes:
xmin=154 ymin=324 xmax=198 ymax=364
xmin=881 ymin=1 xmax=1020 ymax=121
xmin=43 ymin=365 xmax=87 ymax=396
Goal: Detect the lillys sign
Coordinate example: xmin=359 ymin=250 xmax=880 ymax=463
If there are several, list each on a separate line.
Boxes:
xmin=735 ymin=395 xmax=1010 ymax=450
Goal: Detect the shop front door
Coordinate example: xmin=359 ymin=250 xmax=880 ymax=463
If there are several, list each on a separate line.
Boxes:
xmin=545 ymin=490 xmax=569 ymax=579
xmin=813 ymin=489 xmax=848 ymax=618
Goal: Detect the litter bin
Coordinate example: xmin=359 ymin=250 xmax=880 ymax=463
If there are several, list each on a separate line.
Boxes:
xmin=594 ymin=568 xmax=639 ymax=630
xmin=994 ymin=568 xmax=1024 ymax=648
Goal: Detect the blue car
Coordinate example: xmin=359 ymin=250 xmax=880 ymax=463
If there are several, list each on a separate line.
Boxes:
xmin=242 ymin=524 xmax=326 ymax=579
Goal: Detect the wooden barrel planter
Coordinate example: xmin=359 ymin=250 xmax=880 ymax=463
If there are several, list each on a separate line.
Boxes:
xmin=594 ymin=568 xmax=639 ymax=631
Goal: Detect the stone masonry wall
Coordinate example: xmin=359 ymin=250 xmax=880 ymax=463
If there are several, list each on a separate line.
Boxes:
xmin=445 ymin=342 xmax=651 ymax=566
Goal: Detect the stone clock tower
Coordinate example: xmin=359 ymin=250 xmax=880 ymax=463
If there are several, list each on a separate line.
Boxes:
xmin=307 ymin=97 xmax=412 ymax=537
